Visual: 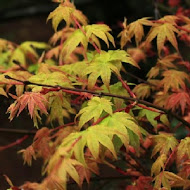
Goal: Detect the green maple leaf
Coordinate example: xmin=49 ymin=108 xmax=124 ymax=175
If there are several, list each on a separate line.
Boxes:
xmin=84 ymin=24 xmax=115 ymax=47
xmin=46 ymin=91 xmax=74 ymax=126
xmin=76 ymin=97 xmax=113 ymax=128
xmin=61 ymin=29 xmax=87 ymax=59
xmin=10 ymin=41 xmax=49 ymax=66
xmin=138 ymin=107 xmax=169 ymax=131
xmin=60 ymin=61 xmax=88 ymax=77
xmin=28 ymin=72 xmax=72 ymax=91
xmin=101 ymin=82 xmax=129 ymax=109
xmin=99 ymin=112 xmax=142 ymax=150
xmin=83 ymin=50 xmax=138 ymax=89
xmin=151 ymin=154 xmax=167 ymax=176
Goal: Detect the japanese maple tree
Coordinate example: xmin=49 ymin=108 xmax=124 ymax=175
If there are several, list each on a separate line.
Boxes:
xmin=1 ymin=0 xmax=190 ymax=189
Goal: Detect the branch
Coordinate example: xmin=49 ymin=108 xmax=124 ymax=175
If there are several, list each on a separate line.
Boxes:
xmin=4 ymin=75 xmax=190 ymax=128
xmin=0 ymin=135 xmax=28 ymax=151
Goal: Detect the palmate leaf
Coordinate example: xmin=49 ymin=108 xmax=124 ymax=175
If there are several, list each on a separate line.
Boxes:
xmin=159 ymin=70 xmax=190 ymax=93
xmin=151 ymin=132 xmax=178 ymax=157
xmin=10 ymin=41 xmax=49 ymax=66
xmin=118 ymin=17 xmax=152 ymax=48
xmin=99 ymin=112 xmax=142 ymax=151
xmin=166 ymin=91 xmax=190 ymax=115
xmin=84 ymin=24 xmax=115 ymax=48
xmin=28 ymin=71 xmax=72 ymax=92
xmin=146 ymin=21 xmax=179 ymax=56
xmin=151 ymin=154 xmax=167 ymax=176
xmin=133 ymin=83 xmax=152 ymax=99
xmin=46 ymin=91 xmax=74 ymax=125
xmin=101 ymin=82 xmax=129 ymax=109
xmin=76 ymin=97 xmax=113 ymax=128
xmin=177 ymin=137 xmax=190 ymax=161
xmin=7 ymin=92 xmax=48 ymax=127
xmin=61 ymin=125 xmax=127 ymax=163
xmin=47 ymin=1 xmax=88 ymax=31
xmin=61 ymin=29 xmax=87 ymax=59
xmin=154 ymin=171 xmax=184 ymax=190
xmin=138 ymin=107 xmax=169 ymax=131
xmin=127 ymin=17 xmax=152 ymax=46
xmin=83 ymin=50 xmax=138 ymax=89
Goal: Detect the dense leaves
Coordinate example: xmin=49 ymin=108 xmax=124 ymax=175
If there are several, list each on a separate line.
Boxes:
xmin=1 ymin=0 xmax=190 ymax=190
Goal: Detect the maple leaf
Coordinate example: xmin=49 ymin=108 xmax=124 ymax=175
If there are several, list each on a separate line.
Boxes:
xmin=49 ymin=27 xmax=75 ymax=45
xmin=147 ymin=66 xmax=160 ymax=79
xmin=46 ymin=91 xmax=75 ymax=125
xmin=117 ymin=18 xmax=131 ymax=49
xmin=47 ymin=1 xmax=88 ymax=31
xmin=166 ymin=91 xmax=190 ymax=115
xmin=154 ymin=171 xmax=184 ymax=190
xmin=146 ymin=22 xmax=179 ymax=56
xmin=101 ymin=82 xmax=129 ymax=109
xmin=7 ymin=92 xmax=48 ymax=127
xmin=0 ymin=87 xmax=7 ymax=97
xmin=156 ymin=53 xmax=180 ymax=69
xmin=47 ymin=155 xmax=83 ymax=186
xmin=76 ymin=97 xmax=113 ymax=128
xmin=84 ymin=24 xmax=115 ymax=48
xmin=151 ymin=132 xmax=178 ymax=157
xmin=153 ymin=92 xmax=170 ymax=108
xmin=83 ymin=50 xmax=138 ymax=89
xmin=127 ymin=17 xmax=152 ymax=46
xmin=10 ymin=41 xmax=49 ymax=66
xmin=60 ymin=61 xmax=88 ymax=77
xmin=28 ymin=71 xmax=72 ymax=92
xmin=151 ymin=154 xmax=167 ymax=176
xmin=61 ymin=29 xmax=87 ymax=59
xmin=99 ymin=112 xmax=142 ymax=152
xmin=177 ymin=137 xmax=190 ymax=161
xmin=138 ymin=107 xmax=169 ymax=131
xmin=159 ymin=70 xmax=190 ymax=93
xmin=2 ymin=71 xmax=32 ymax=96
xmin=118 ymin=17 xmax=152 ymax=48
xmin=19 ymin=145 xmax=36 ymax=166
xmin=133 ymin=83 xmax=151 ymax=99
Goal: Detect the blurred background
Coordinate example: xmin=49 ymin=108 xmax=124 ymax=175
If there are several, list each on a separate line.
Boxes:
xmin=0 ymin=0 xmax=188 ymax=189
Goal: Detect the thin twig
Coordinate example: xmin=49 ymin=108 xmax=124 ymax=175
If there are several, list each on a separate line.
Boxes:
xmin=4 ymin=75 xmax=190 ymax=128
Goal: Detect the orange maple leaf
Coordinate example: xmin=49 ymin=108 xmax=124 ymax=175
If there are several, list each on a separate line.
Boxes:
xmin=7 ymin=92 xmax=48 ymax=120
xmin=166 ymin=91 xmax=190 ymax=115
xmin=146 ymin=21 xmax=179 ymax=56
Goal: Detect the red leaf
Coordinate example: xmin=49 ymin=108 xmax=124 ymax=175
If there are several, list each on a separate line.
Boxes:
xmin=7 ymin=92 xmax=48 ymax=120
xmin=166 ymin=91 xmax=190 ymax=115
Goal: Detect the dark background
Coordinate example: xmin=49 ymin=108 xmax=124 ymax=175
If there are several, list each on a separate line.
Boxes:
xmin=0 ymin=0 xmax=172 ymax=189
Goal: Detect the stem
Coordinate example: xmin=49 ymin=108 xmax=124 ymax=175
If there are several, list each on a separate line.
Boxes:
xmin=4 ymin=75 xmax=190 ymax=128
xmin=117 ymin=75 xmax=136 ymax=98
xmin=0 ymin=135 xmax=28 ymax=151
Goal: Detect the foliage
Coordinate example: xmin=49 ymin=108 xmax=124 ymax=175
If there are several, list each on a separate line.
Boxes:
xmin=1 ymin=0 xmax=190 ymax=189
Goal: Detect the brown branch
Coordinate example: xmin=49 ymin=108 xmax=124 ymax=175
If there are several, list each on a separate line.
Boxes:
xmin=4 ymin=75 xmax=190 ymax=128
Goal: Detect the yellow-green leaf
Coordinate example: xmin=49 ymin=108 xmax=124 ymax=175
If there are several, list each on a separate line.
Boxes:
xmin=85 ymin=24 xmax=115 ymax=47
xmin=151 ymin=154 xmax=167 ymax=176
xmin=47 ymin=1 xmax=87 ymax=31
xmin=151 ymin=132 xmax=178 ymax=157
xmin=76 ymin=97 xmax=113 ymax=128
